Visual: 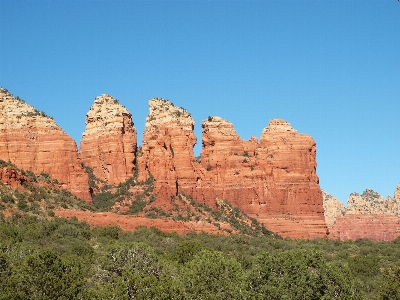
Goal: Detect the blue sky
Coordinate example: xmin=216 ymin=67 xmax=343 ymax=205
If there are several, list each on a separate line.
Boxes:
xmin=1 ymin=0 xmax=399 ymax=204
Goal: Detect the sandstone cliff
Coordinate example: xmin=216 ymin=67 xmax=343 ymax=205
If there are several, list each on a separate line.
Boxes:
xmin=0 ymin=88 xmax=329 ymax=238
xmin=199 ymin=117 xmax=327 ymax=239
xmin=326 ymin=185 xmax=400 ymax=241
xmin=137 ymin=99 xmax=327 ymax=238
xmin=137 ymin=98 xmax=199 ymax=208
xmin=80 ymin=94 xmax=137 ymax=185
xmin=0 ymin=88 xmax=90 ymax=201
xmin=346 ymin=188 xmax=400 ymax=215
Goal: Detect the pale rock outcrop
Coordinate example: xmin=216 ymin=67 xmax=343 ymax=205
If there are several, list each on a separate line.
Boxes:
xmin=0 ymin=88 xmax=90 ymax=201
xmin=322 ymin=191 xmax=346 ymax=228
xmin=329 ymin=186 xmax=400 ymax=241
xmin=80 ymin=94 xmax=137 ymax=185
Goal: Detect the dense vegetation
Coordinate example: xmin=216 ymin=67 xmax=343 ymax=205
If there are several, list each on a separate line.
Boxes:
xmin=0 ymin=213 xmax=400 ymax=299
xmin=1 ymin=160 xmax=400 ymax=299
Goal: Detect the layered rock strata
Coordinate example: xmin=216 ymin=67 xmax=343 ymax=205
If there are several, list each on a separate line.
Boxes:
xmin=138 ymin=99 xmax=327 ymax=238
xmin=80 ymin=94 xmax=137 ymax=185
xmin=330 ymin=214 xmax=400 ymax=241
xmin=199 ymin=117 xmax=327 ymax=239
xmin=199 ymin=118 xmax=323 ymax=214
xmin=0 ymin=88 xmax=90 ymax=201
xmin=137 ymin=98 xmax=199 ymax=208
xmin=326 ymin=186 xmax=400 ymax=241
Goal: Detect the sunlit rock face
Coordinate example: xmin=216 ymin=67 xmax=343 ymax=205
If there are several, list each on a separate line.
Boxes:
xmin=322 ymin=191 xmax=346 ymax=228
xmin=138 ymin=99 xmax=327 ymax=238
xmin=198 ymin=117 xmax=327 ymax=239
xmin=136 ymin=98 xmax=199 ymax=210
xmin=0 ymin=88 xmax=90 ymax=201
xmin=80 ymin=94 xmax=137 ymax=185
xmin=327 ymin=186 xmax=400 ymax=241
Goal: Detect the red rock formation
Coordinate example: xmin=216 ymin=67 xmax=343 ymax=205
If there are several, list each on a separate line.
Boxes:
xmin=330 ymin=214 xmax=400 ymax=242
xmin=138 ymin=99 xmax=327 ymax=238
xmin=198 ymin=117 xmax=327 ymax=239
xmin=328 ymin=187 xmax=400 ymax=241
xmin=54 ymin=210 xmax=230 ymax=235
xmin=0 ymin=166 xmax=31 ymax=190
xmin=0 ymin=88 xmax=91 ymax=201
xmin=80 ymin=94 xmax=137 ymax=185
xmin=137 ymin=98 xmax=199 ymax=209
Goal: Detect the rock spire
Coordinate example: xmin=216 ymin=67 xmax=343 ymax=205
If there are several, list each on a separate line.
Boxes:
xmin=0 ymin=88 xmax=90 ymax=201
xmin=80 ymin=94 xmax=137 ymax=185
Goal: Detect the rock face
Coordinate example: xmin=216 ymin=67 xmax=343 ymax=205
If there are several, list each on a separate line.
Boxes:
xmin=0 ymin=88 xmax=329 ymax=238
xmin=0 ymin=88 xmax=91 ymax=201
xmin=0 ymin=166 xmax=31 ymax=191
xmin=322 ymin=191 xmax=345 ymax=227
xmin=80 ymin=94 xmax=137 ymax=185
xmin=199 ymin=117 xmax=327 ymax=239
xmin=346 ymin=189 xmax=400 ymax=215
xmin=327 ymin=186 xmax=400 ymax=241
xmin=137 ymin=98 xmax=199 ymax=208
xmin=138 ymin=99 xmax=327 ymax=238
xmin=330 ymin=214 xmax=400 ymax=241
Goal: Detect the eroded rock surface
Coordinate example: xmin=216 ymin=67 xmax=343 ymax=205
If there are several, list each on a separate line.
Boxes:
xmin=0 ymin=166 xmax=31 ymax=191
xmin=137 ymin=98 xmax=199 ymax=208
xmin=0 ymin=89 xmax=330 ymax=238
xmin=328 ymin=185 xmax=400 ymax=241
xmin=137 ymin=99 xmax=327 ymax=238
xmin=322 ymin=191 xmax=346 ymax=228
xmin=0 ymin=88 xmax=90 ymax=201
xmin=80 ymin=94 xmax=137 ymax=185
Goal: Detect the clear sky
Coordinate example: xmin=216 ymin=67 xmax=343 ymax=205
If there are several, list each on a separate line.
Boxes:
xmin=1 ymin=0 xmax=399 ymax=205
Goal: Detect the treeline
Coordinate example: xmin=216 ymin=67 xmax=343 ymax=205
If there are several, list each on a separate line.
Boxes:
xmin=1 ymin=213 xmax=400 ymax=299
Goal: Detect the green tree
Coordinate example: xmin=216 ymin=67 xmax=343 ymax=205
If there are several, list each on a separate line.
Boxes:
xmin=184 ymin=249 xmax=246 ymax=299
xmin=175 ymin=239 xmax=203 ymax=264
xmin=6 ymin=249 xmax=85 ymax=299
xmin=379 ymin=264 xmax=400 ymax=300
xmin=248 ymin=248 xmax=363 ymax=299
xmin=100 ymin=242 xmax=161 ymax=278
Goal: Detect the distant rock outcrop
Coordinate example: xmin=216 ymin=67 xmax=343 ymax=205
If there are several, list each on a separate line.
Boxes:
xmin=80 ymin=94 xmax=137 ymax=185
xmin=0 ymin=88 xmax=90 ymax=201
xmin=322 ymin=191 xmax=345 ymax=227
xmin=325 ymin=185 xmax=400 ymax=241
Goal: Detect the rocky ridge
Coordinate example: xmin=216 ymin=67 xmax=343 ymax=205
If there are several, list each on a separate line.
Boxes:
xmin=0 ymin=88 xmax=90 ymax=201
xmin=0 ymin=88 xmax=329 ymax=238
xmin=323 ymin=186 xmax=400 ymax=241
xmin=322 ymin=191 xmax=345 ymax=227
xmin=133 ymin=99 xmax=327 ymax=238
xmin=80 ymin=94 xmax=137 ymax=185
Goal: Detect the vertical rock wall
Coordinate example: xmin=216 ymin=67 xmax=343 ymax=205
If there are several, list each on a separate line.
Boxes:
xmin=0 ymin=88 xmax=90 ymax=201
xmin=326 ymin=186 xmax=400 ymax=241
xmin=138 ymin=100 xmax=327 ymax=238
xmin=137 ymin=98 xmax=199 ymax=209
xmin=198 ymin=117 xmax=327 ymax=238
xmin=80 ymin=94 xmax=137 ymax=185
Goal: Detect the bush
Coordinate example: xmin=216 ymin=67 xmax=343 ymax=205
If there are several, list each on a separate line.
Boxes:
xmin=184 ymin=249 xmax=246 ymax=299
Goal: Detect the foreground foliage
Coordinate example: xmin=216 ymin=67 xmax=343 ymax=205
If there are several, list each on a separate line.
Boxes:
xmin=1 ymin=214 xmax=400 ymax=299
